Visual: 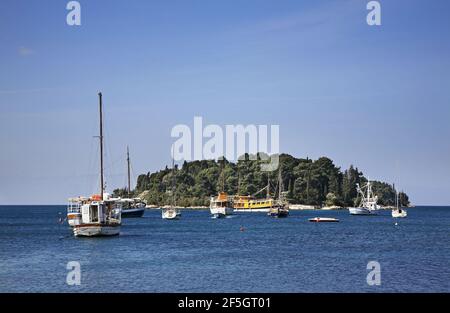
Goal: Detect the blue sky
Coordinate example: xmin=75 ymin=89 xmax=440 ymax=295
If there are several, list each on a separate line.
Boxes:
xmin=1 ymin=0 xmax=449 ymax=205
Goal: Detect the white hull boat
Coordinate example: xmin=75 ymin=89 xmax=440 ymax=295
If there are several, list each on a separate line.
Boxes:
xmin=210 ymin=206 xmax=234 ymax=218
xmin=210 ymin=192 xmax=234 ymax=218
xmin=162 ymin=207 xmax=179 ymax=220
xmin=349 ymin=207 xmax=377 ymax=215
xmin=392 ymin=189 xmax=407 ymax=218
xmin=309 ymin=217 xmax=340 ymax=223
xmin=392 ymin=209 xmax=407 ymax=218
xmin=74 ymin=223 xmax=121 ymax=237
xmin=349 ymin=181 xmax=380 ymax=216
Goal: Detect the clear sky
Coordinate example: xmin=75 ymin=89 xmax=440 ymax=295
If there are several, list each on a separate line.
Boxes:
xmin=1 ymin=0 xmax=449 ymax=205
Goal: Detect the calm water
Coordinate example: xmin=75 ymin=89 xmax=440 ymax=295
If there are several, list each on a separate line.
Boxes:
xmin=0 ymin=206 xmax=449 ymax=293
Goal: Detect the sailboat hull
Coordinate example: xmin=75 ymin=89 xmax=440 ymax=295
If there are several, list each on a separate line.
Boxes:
xmin=392 ymin=210 xmax=407 ymax=218
xmin=121 ymin=207 xmax=145 ymax=218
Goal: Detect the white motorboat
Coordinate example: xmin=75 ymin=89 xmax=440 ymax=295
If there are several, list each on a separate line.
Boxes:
xmin=210 ymin=161 xmax=234 ymax=218
xmin=210 ymin=192 xmax=234 ymax=218
xmin=309 ymin=217 xmax=340 ymax=223
xmin=162 ymin=206 xmax=180 ymax=220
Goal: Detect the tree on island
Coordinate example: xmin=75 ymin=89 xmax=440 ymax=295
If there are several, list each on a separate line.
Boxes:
xmin=118 ymin=153 xmax=410 ymax=208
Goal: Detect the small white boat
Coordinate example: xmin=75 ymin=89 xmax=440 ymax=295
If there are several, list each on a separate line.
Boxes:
xmin=162 ymin=206 xmax=179 ymax=220
xmin=210 ymin=192 xmax=234 ymax=218
xmin=392 ymin=190 xmax=407 ymax=218
xmin=392 ymin=209 xmax=407 ymax=218
xmin=349 ymin=181 xmax=379 ymax=216
xmin=309 ymin=217 xmax=339 ymax=223
xmin=162 ymin=147 xmax=181 ymax=220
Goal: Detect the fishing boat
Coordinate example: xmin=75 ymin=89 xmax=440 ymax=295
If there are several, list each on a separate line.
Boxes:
xmin=121 ymin=146 xmax=146 ymax=218
xmin=268 ymin=168 xmax=289 ymax=218
xmin=162 ymin=149 xmax=180 ymax=220
xmin=68 ymin=92 xmax=122 ymax=237
xmin=349 ymin=180 xmax=380 ymax=215
xmin=309 ymin=217 xmax=339 ymax=223
xmin=392 ymin=190 xmax=407 ymax=218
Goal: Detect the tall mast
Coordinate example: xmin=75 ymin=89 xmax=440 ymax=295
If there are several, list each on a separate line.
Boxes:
xmin=266 ymin=174 xmax=270 ymax=198
xmin=127 ymin=146 xmax=131 ymax=197
xmin=220 ymin=159 xmax=225 ymax=193
xmin=237 ymin=170 xmax=241 ymax=195
xmin=396 ymin=189 xmax=399 ymax=209
xmin=278 ymin=167 xmax=283 ymax=199
xmin=171 ymin=146 xmax=176 ymax=207
xmin=98 ymin=92 xmax=104 ymax=200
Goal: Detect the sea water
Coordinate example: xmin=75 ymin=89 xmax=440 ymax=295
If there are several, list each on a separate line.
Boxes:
xmin=0 ymin=206 xmax=448 ymax=292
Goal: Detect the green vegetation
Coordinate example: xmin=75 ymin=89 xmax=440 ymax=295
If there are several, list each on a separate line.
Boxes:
xmin=115 ymin=153 xmax=410 ymax=207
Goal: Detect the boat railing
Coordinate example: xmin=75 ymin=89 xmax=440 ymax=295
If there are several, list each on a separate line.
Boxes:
xmin=67 ymin=201 xmax=82 ymax=214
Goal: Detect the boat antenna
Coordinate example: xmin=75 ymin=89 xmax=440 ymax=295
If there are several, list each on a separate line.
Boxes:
xmin=127 ymin=146 xmax=131 ymax=197
xmin=98 ymin=92 xmax=104 ymax=201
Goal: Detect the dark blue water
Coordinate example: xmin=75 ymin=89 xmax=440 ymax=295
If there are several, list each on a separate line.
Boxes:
xmin=0 ymin=206 xmax=449 ymax=293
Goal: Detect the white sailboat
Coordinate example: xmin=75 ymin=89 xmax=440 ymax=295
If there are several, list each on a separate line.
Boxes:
xmin=392 ymin=190 xmax=407 ymax=218
xmin=349 ymin=180 xmax=380 ymax=215
xmin=162 ymin=150 xmax=180 ymax=220
xmin=68 ymin=92 xmax=122 ymax=237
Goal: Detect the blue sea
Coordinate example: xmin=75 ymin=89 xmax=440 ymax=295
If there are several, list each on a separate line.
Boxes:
xmin=0 ymin=206 xmax=448 ymax=293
